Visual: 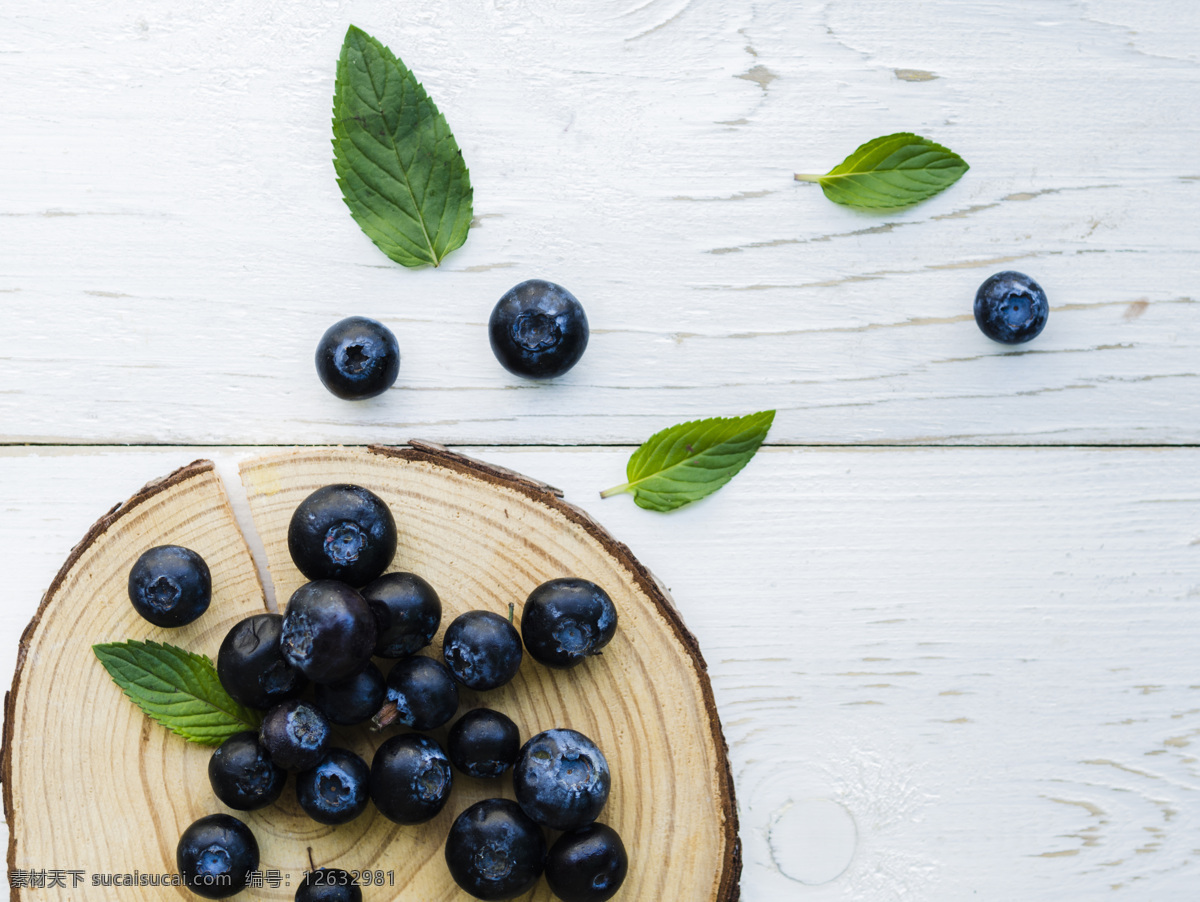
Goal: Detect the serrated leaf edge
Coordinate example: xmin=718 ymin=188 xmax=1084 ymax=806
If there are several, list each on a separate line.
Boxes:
xmin=331 ymin=24 xmax=473 ymax=268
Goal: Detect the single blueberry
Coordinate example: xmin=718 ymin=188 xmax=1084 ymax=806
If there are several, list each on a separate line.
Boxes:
xmin=296 ymin=747 xmax=371 ymax=825
xmin=127 ymin=545 xmax=211 ymax=628
xmin=443 ymin=610 xmax=523 ymax=691
xmin=287 ymin=484 xmax=397 ymax=587
xmin=488 ymin=279 xmax=589 ymax=379
xmin=208 ymin=731 xmax=287 ymax=811
xmin=259 ymin=698 xmax=331 ymax=772
xmin=445 ymin=798 xmax=547 ymax=901
xmin=448 ymin=708 xmax=521 ymax=779
xmin=280 ymin=580 xmax=377 ymax=684
xmin=513 ymin=729 xmax=610 ymax=831
xmin=974 ymin=270 xmax=1049 ymax=344
xmin=314 ymin=662 xmax=385 ymax=726
xmin=521 ymin=578 xmax=618 ymax=669
xmin=315 ymin=315 xmax=400 ymax=400
xmin=176 ymin=813 xmax=259 ymax=899
xmin=363 ymin=571 xmax=442 ymax=658
xmin=375 ymin=655 xmax=459 ymax=732
xmin=545 ymin=823 xmax=629 ymax=902
xmin=369 ymin=733 xmax=453 ymax=825
xmin=217 ymin=614 xmax=307 ymax=710
xmin=295 ymin=868 xmax=363 ymax=902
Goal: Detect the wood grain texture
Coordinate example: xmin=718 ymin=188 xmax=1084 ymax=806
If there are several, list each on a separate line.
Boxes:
xmin=2 ymin=446 xmax=1199 ymax=898
xmin=1 ymin=1 xmax=1197 ymax=444
xmin=2 ymin=446 xmax=739 ymax=900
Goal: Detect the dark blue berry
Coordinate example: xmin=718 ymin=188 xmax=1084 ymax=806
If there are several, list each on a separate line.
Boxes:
xmin=315 ymin=315 xmax=400 ymax=400
xmin=488 ymin=279 xmax=589 ymax=379
xmin=375 ymin=655 xmax=459 ymax=731
xmin=296 ymin=748 xmax=371 ymax=825
xmin=259 ymin=699 xmax=331 ymax=772
xmin=545 ymin=823 xmax=628 ymax=902
xmin=369 ymin=733 xmax=453 ymax=825
xmin=287 ymin=484 xmax=397 ymax=587
xmin=443 ymin=611 xmax=523 ymax=691
xmin=513 ymin=729 xmax=610 ymax=831
xmin=363 ymin=571 xmax=441 ymax=658
xmin=176 ymin=813 xmax=259 ymax=899
xmin=314 ymin=662 xmax=385 ymax=726
xmin=974 ymin=270 xmax=1049 ymax=344
xmin=208 ymin=731 xmax=286 ymax=811
xmin=217 ymin=614 xmax=307 ymax=710
xmin=521 ymin=578 xmax=617 ymax=669
xmin=445 ymin=798 xmax=547 ymax=901
xmin=280 ymin=580 xmax=376 ymax=684
xmin=295 ymin=869 xmax=362 ymax=902
xmin=448 ymin=708 xmax=521 ymax=779
xmin=127 ymin=545 xmax=211 ymax=628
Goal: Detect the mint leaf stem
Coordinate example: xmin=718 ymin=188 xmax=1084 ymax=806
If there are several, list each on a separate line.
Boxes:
xmin=598 ymin=482 xmax=631 ymax=499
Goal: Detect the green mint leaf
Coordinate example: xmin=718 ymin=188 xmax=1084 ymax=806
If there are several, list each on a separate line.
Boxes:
xmin=93 ymin=640 xmax=261 ymax=746
xmin=795 ymin=132 xmax=968 ymax=209
xmin=600 ymin=410 xmax=775 ymax=512
xmin=332 ymin=25 xmax=473 ymax=268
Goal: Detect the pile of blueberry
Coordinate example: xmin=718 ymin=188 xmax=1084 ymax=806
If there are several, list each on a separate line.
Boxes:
xmin=128 ymin=482 xmax=626 ymax=901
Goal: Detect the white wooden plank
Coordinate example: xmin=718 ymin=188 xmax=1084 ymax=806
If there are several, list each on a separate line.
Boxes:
xmin=1 ymin=446 xmax=1198 ymax=897
xmin=1 ymin=1 xmax=1198 ymax=444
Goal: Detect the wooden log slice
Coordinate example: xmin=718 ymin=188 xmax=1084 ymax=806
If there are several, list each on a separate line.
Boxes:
xmin=5 ymin=444 xmax=741 ymax=900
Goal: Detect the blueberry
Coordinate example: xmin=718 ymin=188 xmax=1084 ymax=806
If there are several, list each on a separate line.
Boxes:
xmin=521 ymin=578 xmax=617 ymax=669
xmin=443 ymin=611 xmax=523 ymax=691
xmin=208 ymin=731 xmax=286 ymax=811
xmin=217 ymin=614 xmax=307 ymax=710
xmin=315 ymin=315 xmax=400 ymax=400
xmin=448 ymin=708 xmax=521 ymax=779
xmin=127 ymin=545 xmax=211 ymax=628
xmin=280 ymin=580 xmax=377 ymax=684
xmin=513 ymin=729 xmax=610 ymax=831
xmin=295 ymin=869 xmax=362 ymax=902
xmin=288 ymin=484 xmax=397 ymax=587
xmin=369 ymin=733 xmax=453 ymax=825
xmin=545 ymin=823 xmax=628 ymax=902
xmin=444 ymin=798 xmax=547 ymax=901
xmin=176 ymin=813 xmax=259 ymax=899
xmin=488 ymin=279 xmax=589 ymax=379
xmin=363 ymin=571 xmax=442 ymax=658
xmin=296 ymin=747 xmax=371 ymax=825
xmin=314 ymin=662 xmax=385 ymax=726
xmin=375 ymin=655 xmax=459 ymax=732
xmin=974 ymin=270 xmax=1049 ymax=344
xmin=259 ymin=699 xmax=331 ymax=772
